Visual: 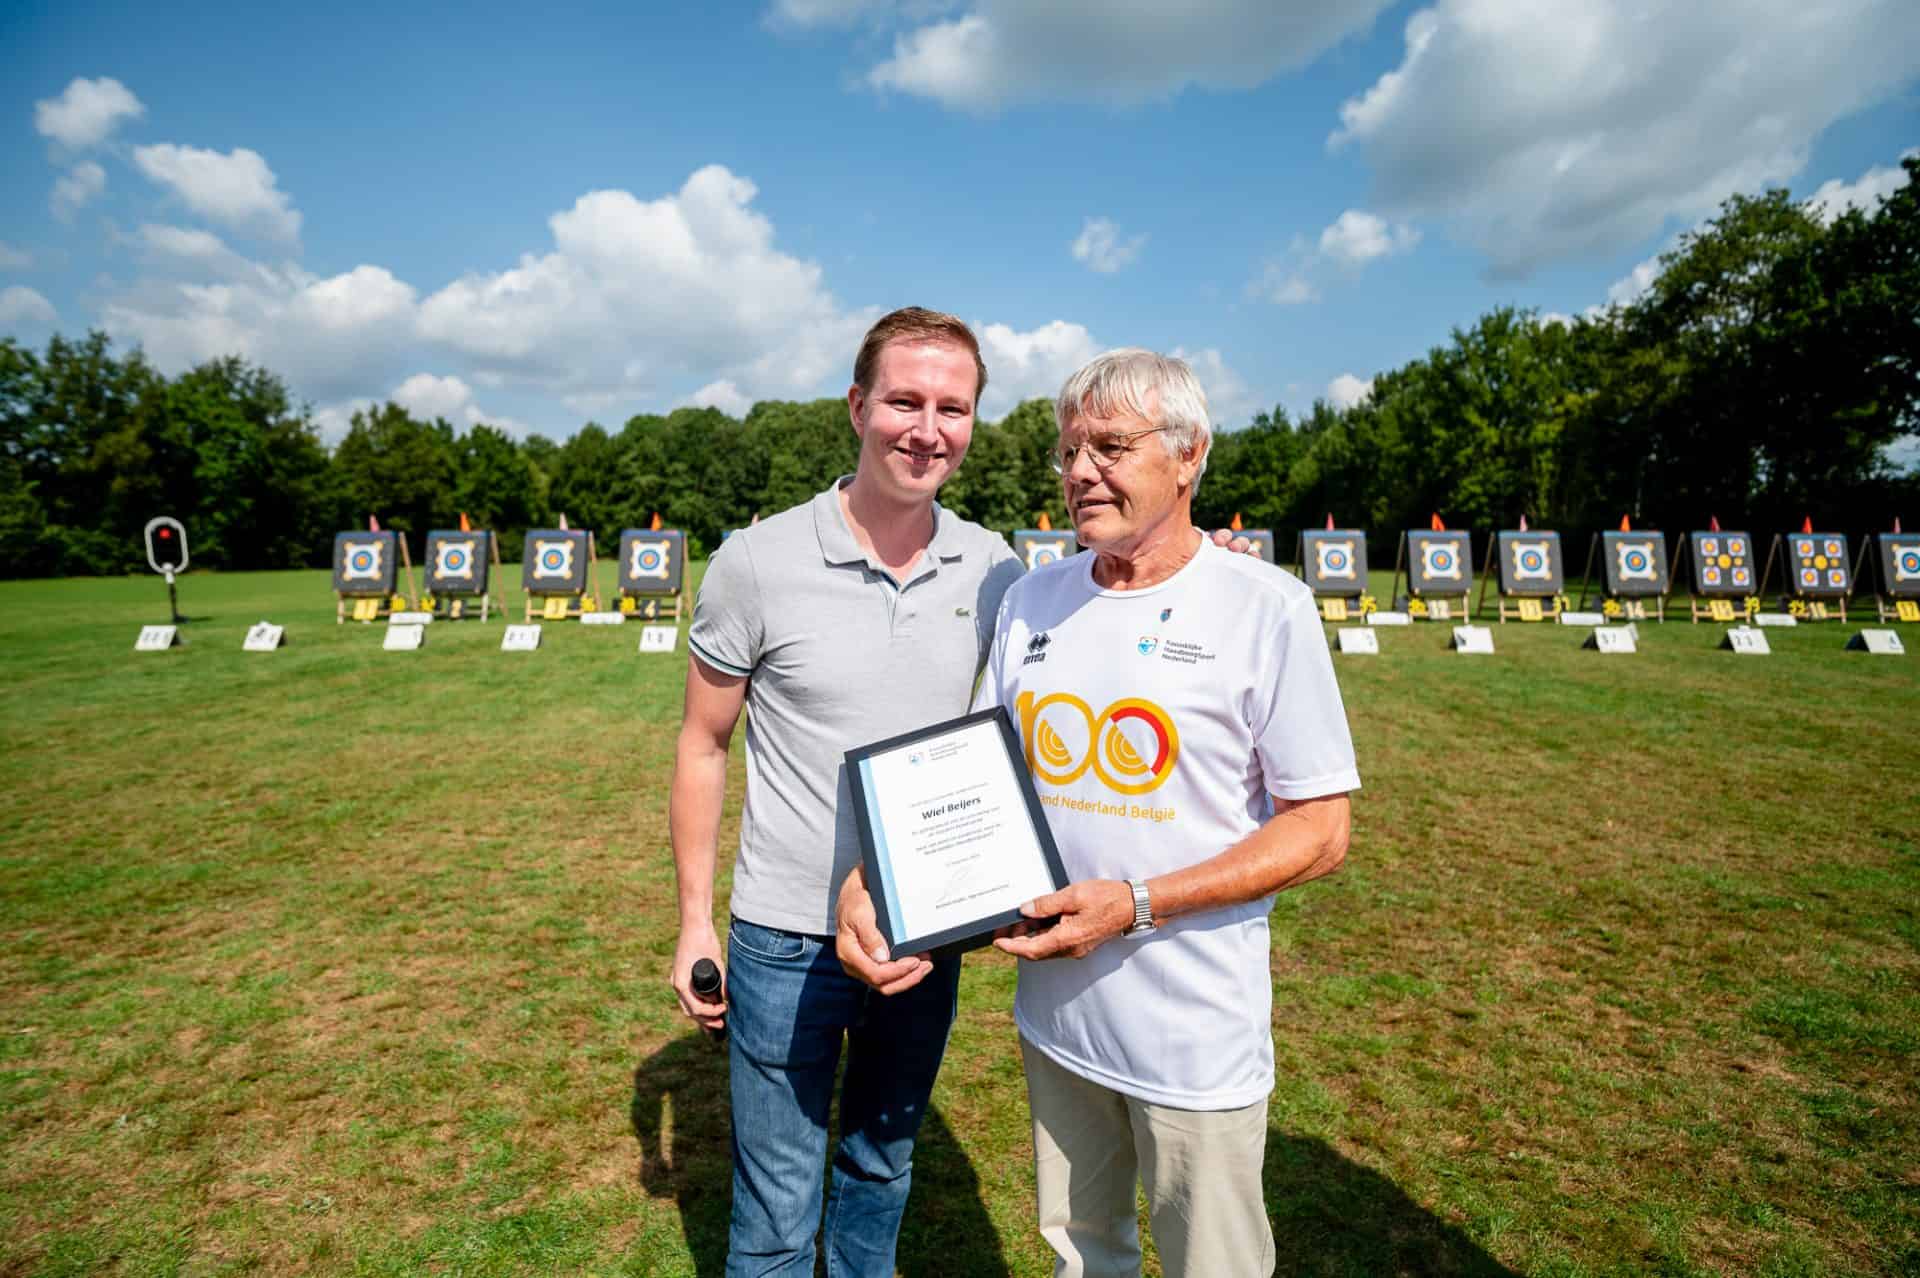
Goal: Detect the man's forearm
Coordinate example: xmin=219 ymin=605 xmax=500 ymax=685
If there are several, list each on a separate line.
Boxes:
xmin=669 ymin=741 xmax=728 ymax=929
xmin=1146 ymin=795 xmax=1350 ymax=924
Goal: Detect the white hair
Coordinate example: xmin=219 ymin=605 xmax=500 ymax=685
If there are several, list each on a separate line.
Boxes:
xmin=1053 ymin=348 xmax=1211 ymax=486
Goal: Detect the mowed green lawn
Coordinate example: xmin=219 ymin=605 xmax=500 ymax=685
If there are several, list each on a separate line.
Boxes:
xmin=0 ymin=566 xmax=1915 ymax=1277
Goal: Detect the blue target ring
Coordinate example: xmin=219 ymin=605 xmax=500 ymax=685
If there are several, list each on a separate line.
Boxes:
xmin=541 ymin=548 xmax=564 ymax=570
xmin=445 ymin=548 xmax=468 ymax=570
xmin=351 ymin=550 xmax=373 ymax=570
xmin=1520 ymin=549 xmax=1544 ymax=571
xmin=639 ymin=548 xmax=662 ymax=569
xmin=1324 ymin=547 xmax=1349 ymax=570
xmin=1624 ymin=549 xmax=1649 ymax=571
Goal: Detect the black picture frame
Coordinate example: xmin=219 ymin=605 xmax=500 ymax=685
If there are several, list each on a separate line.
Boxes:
xmin=845 ymin=705 xmax=1069 ymax=959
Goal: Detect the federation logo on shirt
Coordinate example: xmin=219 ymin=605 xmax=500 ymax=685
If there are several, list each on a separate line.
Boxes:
xmin=1016 ymin=691 xmax=1179 ymax=797
xmin=1137 ymin=636 xmax=1158 ymax=656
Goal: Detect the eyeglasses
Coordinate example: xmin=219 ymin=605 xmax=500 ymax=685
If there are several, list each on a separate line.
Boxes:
xmin=1050 ymin=425 xmax=1169 ymax=475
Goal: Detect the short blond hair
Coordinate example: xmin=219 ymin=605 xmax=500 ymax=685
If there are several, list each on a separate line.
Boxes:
xmin=853 ymin=307 xmax=988 ymax=400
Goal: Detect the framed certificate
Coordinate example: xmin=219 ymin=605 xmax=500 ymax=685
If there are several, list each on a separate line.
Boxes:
xmin=846 ymin=706 xmax=1069 ymax=957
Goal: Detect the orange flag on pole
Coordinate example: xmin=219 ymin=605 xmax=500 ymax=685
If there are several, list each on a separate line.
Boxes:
xmin=1709 ymin=516 xmax=1721 ymax=532
xmin=1430 ymin=513 xmax=1445 ymax=532
xmin=1037 ymin=512 xmax=1052 ymax=531
xmin=1230 ymin=512 xmax=1243 ymax=531
xmin=650 ymin=511 xmax=662 ymax=531
xmin=1801 ymin=515 xmax=1813 ymax=533
xmin=459 ymin=511 xmax=471 ymax=532
xmin=1620 ymin=514 xmax=1632 ymax=532
xmin=1325 ymin=513 xmax=1335 ymax=530
xmin=369 ymin=515 xmax=381 ymax=532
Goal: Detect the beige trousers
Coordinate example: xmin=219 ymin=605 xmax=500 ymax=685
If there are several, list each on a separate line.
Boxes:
xmin=1021 ymin=1036 xmax=1276 ymax=1278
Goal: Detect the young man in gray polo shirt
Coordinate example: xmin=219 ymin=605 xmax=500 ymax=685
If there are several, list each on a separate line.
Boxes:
xmin=669 ymin=308 xmax=1022 ymax=1277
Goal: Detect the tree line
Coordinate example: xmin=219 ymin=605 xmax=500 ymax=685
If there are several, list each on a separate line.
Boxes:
xmin=2 ymin=159 xmax=1914 ymax=578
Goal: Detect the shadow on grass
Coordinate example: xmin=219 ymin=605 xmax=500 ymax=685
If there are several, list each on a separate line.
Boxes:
xmin=1267 ymin=1131 xmax=1518 ymax=1277
xmin=630 ymin=1034 xmax=1009 ymax=1278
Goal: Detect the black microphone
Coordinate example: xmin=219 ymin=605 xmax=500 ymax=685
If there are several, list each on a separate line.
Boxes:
xmin=690 ymin=958 xmax=726 ymax=1043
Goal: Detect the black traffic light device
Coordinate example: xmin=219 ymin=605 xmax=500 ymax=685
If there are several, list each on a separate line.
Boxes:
xmin=143 ymin=517 xmax=189 ymax=622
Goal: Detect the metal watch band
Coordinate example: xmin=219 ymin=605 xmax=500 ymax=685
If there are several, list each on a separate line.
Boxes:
xmin=1125 ymin=878 xmax=1155 ymax=934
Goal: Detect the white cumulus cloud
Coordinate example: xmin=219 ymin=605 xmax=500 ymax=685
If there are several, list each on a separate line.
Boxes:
xmin=1327 ymin=373 xmax=1372 ymax=410
xmin=34 ymin=77 xmax=145 ymax=149
xmin=675 ymin=379 xmax=756 ymax=417
xmin=389 ymin=372 xmax=530 ymax=435
xmin=1317 ymin=209 xmax=1419 ymax=266
xmin=103 ymin=262 xmax=416 ymax=401
xmin=1332 ymin=0 xmax=1920 ymax=275
xmin=416 ymin=164 xmax=873 ymax=413
xmin=974 ymin=320 xmax=1103 ymax=416
xmin=859 ymin=0 xmax=1393 ymax=111
xmin=1807 ymin=151 xmax=1915 ymax=224
xmin=0 ymin=286 xmax=58 ymax=328
xmin=51 ymin=162 xmax=106 ymax=221
xmin=133 ymin=144 xmax=302 ymax=243
xmin=1172 ymin=346 xmax=1258 ymax=429
xmin=1071 ymin=216 xmax=1148 ymax=274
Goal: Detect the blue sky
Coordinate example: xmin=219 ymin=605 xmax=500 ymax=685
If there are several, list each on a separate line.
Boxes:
xmin=2 ymin=0 xmax=1916 ymax=440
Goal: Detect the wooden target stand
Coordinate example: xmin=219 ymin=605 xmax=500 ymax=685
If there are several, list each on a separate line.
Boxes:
xmin=523 ymin=532 xmax=602 ymax=622
xmin=1857 ymin=537 xmax=1920 ymax=624
xmin=620 ymin=590 xmax=682 ymax=622
xmin=1756 ymin=534 xmax=1848 ymax=623
xmin=1574 ymin=533 xmax=1669 ymax=622
xmin=337 ymin=536 xmax=420 ymax=624
xmin=1390 ymin=533 xmax=1470 ymax=622
xmin=424 ymin=531 xmax=506 ymax=622
xmin=1475 ymin=539 xmax=1564 ymax=623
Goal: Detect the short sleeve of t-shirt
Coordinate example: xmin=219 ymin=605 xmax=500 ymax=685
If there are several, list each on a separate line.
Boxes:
xmin=687 ymin=537 xmax=764 ymax=678
xmin=1251 ymin=587 xmax=1361 ymax=800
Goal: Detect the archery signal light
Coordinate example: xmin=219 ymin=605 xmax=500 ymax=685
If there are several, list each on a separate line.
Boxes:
xmin=144 ymin=517 xmax=189 ymax=576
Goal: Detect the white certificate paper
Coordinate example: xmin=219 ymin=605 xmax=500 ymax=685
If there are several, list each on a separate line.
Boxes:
xmin=851 ymin=709 xmax=1065 ymax=954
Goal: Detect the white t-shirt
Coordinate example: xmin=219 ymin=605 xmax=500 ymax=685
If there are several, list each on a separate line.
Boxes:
xmin=974 ymin=534 xmax=1360 ymax=1108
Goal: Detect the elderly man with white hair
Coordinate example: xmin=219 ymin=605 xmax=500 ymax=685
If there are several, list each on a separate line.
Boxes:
xmin=841 ymin=348 xmax=1360 ymax=1277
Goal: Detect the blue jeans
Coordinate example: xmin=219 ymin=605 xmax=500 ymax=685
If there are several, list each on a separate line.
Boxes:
xmin=724 ymin=916 xmax=961 ymax=1278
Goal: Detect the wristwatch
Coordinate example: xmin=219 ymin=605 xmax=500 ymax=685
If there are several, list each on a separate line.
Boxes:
xmin=1124 ymin=879 xmax=1155 ymax=935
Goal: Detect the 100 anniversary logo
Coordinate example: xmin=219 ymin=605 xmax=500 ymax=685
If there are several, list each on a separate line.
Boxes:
xmin=1015 ymin=691 xmax=1179 ymax=796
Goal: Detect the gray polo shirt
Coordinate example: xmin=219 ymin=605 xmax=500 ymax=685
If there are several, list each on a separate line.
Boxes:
xmin=689 ymin=478 xmax=1024 ymax=935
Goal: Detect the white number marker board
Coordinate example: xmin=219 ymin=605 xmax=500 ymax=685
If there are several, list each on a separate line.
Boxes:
xmin=1584 ymin=627 xmax=1637 ymax=653
xmin=1335 ymin=628 xmax=1378 ymax=654
xmin=581 ymin=611 xmax=626 ymax=625
xmin=134 ymin=625 xmax=179 ymax=651
xmin=1558 ymin=611 xmax=1606 ymax=626
xmin=1847 ymin=629 xmax=1904 ymax=655
xmin=383 ymin=623 xmax=425 ymax=651
xmin=1451 ymin=625 xmax=1495 ymax=653
xmin=389 ymin=611 xmax=434 ymax=625
xmin=638 ymin=624 xmax=679 ymax=653
xmin=1753 ymin=613 xmax=1798 ymax=628
xmin=242 ymin=622 xmax=284 ymax=651
xmin=1722 ymin=626 xmax=1770 ymax=655
xmin=1367 ymin=611 xmax=1411 ymax=626
xmin=501 ymin=625 xmax=542 ymax=651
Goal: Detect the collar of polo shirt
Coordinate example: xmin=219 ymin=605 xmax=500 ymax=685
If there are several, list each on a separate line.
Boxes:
xmin=812 ymin=475 xmax=970 ymax=580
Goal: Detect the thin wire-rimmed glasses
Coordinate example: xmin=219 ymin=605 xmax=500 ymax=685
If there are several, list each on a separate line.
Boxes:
xmin=1050 ymin=425 xmax=1170 ymax=474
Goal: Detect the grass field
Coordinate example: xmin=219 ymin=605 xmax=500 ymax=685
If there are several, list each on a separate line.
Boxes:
xmin=1 ymin=566 xmax=1916 ymax=1277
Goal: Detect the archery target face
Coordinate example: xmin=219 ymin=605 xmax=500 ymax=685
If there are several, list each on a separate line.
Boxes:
xmin=1785 ymin=530 xmax=1849 ymax=597
xmin=1888 ymin=537 xmax=1920 ymax=596
xmin=425 ymin=532 xmax=490 ymax=593
xmin=1498 ymin=531 xmax=1562 ymax=595
xmin=1408 ymin=531 xmax=1471 ymax=596
xmin=618 ymin=530 xmax=683 ymax=593
xmin=1603 ymin=533 xmax=1668 ymax=596
xmin=332 ymin=531 xmax=397 ymax=596
xmin=1302 ymin=531 xmax=1366 ymax=594
xmin=521 ymin=531 xmax=588 ymax=594
xmin=1014 ymin=532 xmax=1075 ymax=571
xmin=1689 ymin=531 xmax=1752 ymax=597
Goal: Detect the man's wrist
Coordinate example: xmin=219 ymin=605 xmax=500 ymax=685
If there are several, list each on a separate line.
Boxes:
xmin=1123 ymin=879 xmax=1155 ymax=935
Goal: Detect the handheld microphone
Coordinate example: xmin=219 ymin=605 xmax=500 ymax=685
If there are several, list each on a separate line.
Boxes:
xmin=690 ymin=958 xmax=726 ymax=1043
